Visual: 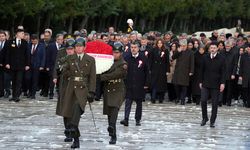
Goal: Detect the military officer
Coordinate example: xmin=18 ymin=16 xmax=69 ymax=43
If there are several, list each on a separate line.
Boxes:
xmin=62 ymin=37 xmax=96 ymax=148
xmin=53 ymin=38 xmax=75 ymax=143
xmin=99 ymin=42 xmax=127 ymax=144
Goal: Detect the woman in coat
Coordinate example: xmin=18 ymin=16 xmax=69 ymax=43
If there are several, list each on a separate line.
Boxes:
xmin=149 ymin=39 xmax=170 ymax=103
xmin=167 ymin=42 xmax=178 ymax=102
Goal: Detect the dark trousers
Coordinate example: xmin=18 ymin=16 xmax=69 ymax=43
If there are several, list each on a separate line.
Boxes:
xmin=108 ymin=107 xmax=119 ymax=134
xmin=124 ymin=99 xmax=142 ymax=121
xmin=95 ymin=79 xmax=103 ymax=100
xmin=4 ymin=71 xmax=11 ymax=93
xmin=243 ymin=87 xmax=250 ymax=108
xmin=192 ymin=95 xmax=201 ymax=105
xmin=70 ymin=103 xmax=84 ymax=138
xmin=0 ymin=67 xmax=4 ymax=96
xmin=151 ymin=88 xmax=165 ymax=101
xmin=43 ymin=72 xmax=55 ymax=96
xmin=232 ymin=75 xmax=241 ymax=100
xmin=11 ymin=70 xmax=24 ymax=99
xmin=175 ymin=85 xmax=187 ymax=102
xmin=201 ymin=87 xmax=219 ymax=123
xmin=222 ymin=80 xmax=233 ymax=105
xmin=25 ymin=68 xmax=40 ymax=96
xmin=167 ymin=83 xmax=177 ymax=101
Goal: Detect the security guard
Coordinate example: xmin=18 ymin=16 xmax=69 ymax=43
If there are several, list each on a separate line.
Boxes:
xmin=100 ymin=42 xmax=127 ymax=144
xmin=62 ymin=37 xmax=96 ymax=148
xmin=53 ymin=38 xmax=75 ymax=143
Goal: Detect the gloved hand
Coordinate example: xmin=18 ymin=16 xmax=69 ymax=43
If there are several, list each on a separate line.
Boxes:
xmin=87 ymin=92 xmax=95 ymax=103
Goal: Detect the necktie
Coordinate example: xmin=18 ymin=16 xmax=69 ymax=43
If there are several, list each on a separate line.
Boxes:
xmin=78 ymin=56 xmax=81 ymax=62
xmin=18 ymin=40 xmax=21 ymax=47
xmin=31 ymin=45 xmax=36 ymax=54
xmin=0 ymin=42 xmax=3 ymax=50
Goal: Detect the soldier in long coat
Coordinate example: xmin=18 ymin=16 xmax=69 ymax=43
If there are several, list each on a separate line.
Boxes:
xmin=53 ymin=38 xmax=75 ymax=142
xmin=62 ymin=38 xmax=96 ymax=148
xmin=100 ymin=42 xmax=127 ymax=145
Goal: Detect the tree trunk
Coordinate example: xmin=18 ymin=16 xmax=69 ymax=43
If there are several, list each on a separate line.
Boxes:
xmin=80 ymin=16 xmax=89 ymax=29
xmin=140 ymin=18 xmax=146 ymax=32
xmin=164 ymin=13 xmax=169 ymax=31
xmin=44 ymin=12 xmax=51 ymax=28
xmin=169 ymin=14 xmax=176 ymax=31
xmin=68 ymin=17 xmax=74 ymax=34
xmin=36 ymin=14 xmax=41 ymax=35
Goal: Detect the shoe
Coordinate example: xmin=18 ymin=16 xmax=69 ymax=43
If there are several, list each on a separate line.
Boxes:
xmin=64 ymin=137 xmax=73 ymax=142
xmin=9 ymin=98 xmax=15 ymax=101
xmin=109 ymin=135 xmax=117 ymax=145
xmin=49 ymin=94 xmax=54 ymax=99
xmin=175 ymin=99 xmax=179 ymax=104
xmin=159 ymin=100 xmax=163 ymax=103
xmin=4 ymin=91 xmax=10 ymax=98
xmin=151 ymin=99 xmax=156 ymax=104
xmin=71 ymin=137 xmax=80 ymax=148
xmin=31 ymin=96 xmax=36 ymax=99
xmin=14 ymin=98 xmax=20 ymax=102
xmin=201 ymin=118 xmax=209 ymax=126
xmin=210 ymin=123 xmax=215 ymax=128
xmin=180 ymin=100 xmax=185 ymax=105
xmin=136 ymin=121 xmax=141 ymax=126
xmin=120 ymin=119 xmax=129 ymax=126
xmin=43 ymin=93 xmax=48 ymax=97
xmin=23 ymin=92 xmax=28 ymax=97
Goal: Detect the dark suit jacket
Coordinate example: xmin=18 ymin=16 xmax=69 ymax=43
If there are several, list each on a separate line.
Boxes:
xmin=220 ymin=49 xmax=237 ymax=80
xmin=239 ymin=53 xmax=250 ymax=88
xmin=46 ymin=42 xmax=58 ymax=74
xmin=124 ymin=53 xmax=150 ymax=100
xmin=5 ymin=39 xmax=30 ymax=70
xmin=29 ymin=43 xmax=46 ymax=69
xmin=0 ymin=40 xmax=7 ymax=65
xmin=200 ymin=53 xmax=226 ymax=89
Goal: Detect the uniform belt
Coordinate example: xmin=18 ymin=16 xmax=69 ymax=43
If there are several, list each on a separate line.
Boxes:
xmin=70 ymin=77 xmax=86 ymax=82
xmin=108 ymin=79 xmax=122 ymax=83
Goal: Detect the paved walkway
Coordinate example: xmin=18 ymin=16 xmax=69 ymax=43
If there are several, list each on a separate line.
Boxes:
xmin=0 ymin=96 xmax=249 ymax=150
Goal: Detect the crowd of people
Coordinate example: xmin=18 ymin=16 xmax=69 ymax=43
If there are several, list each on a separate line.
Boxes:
xmin=0 ymin=22 xmax=250 ymax=148
xmin=1 ymin=25 xmax=249 ymax=107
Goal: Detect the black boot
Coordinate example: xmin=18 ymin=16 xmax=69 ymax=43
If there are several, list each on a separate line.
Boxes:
xmin=64 ymin=129 xmax=73 ymax=142
xmin=120 ymin=119 xmax=129 ymax=126
xmin=107 ymin=126 xmax=115 ymax=136
xmin=201 ymin=118 xmax=209 ymax=126
xmin=71 ymin=137 xmax=80 ymax=148
xmin=109 ymin=134 xmax=117 ymax=145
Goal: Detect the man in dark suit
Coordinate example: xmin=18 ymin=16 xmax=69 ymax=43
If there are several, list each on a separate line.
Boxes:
xmin=39 ymin=29 xmax=54 ymax=97
xmin=25 ymin=34 xmax=45 ymax=99
xmin=120 ymin=42 xmax=149 ymax=126
xmin=172 ymin=39 xmax=194 ymax=105
xmin=239 ymin=44 xmax=250 ymax=108
xmin=5 ymin=28 xmax=30 ymax=102
xmin=44 ymin=34 xmax=64 ymax=99
xmin=199 ymin=42 xmax=225 ymax=128
xmin=220 ymin=41 xmax=237 ymax=106
xmin=0 ymin=30 xmax=7 ymax=97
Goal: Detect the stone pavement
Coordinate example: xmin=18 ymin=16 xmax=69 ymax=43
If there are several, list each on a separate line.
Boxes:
xmin=0 ymin=96 xmax=250 ymax=150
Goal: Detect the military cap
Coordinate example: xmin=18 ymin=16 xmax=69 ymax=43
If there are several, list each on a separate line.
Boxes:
xmin=66 ymin=38 xmax=75 ymax=49
xmin=112 ymin=42 xmax=124 ymax=52
xmin=75 ymin=37 xmax=86 ymax=47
